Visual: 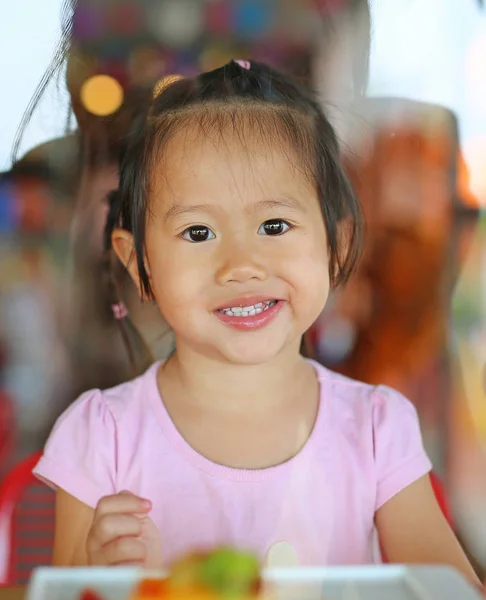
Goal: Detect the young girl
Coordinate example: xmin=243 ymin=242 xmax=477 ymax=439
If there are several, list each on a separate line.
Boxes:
xmin=33 ymin=59 xmax=479 ymax=583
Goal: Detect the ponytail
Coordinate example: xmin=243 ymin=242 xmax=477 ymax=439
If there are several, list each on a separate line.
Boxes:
xmin=103 ymin=190 xmax=154 ymax=375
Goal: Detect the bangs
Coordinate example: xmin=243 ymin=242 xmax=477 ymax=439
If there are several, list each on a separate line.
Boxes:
xmin=145 ymin=103 xmax=318 ymax=198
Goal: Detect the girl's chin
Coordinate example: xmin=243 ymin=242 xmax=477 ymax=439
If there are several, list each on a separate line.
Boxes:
xmin=213 ymin=339 xmax=298 ymax=367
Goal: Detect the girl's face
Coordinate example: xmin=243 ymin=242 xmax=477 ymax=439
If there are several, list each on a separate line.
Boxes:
xmin=122 ymin=124 xmax=330 ymax=365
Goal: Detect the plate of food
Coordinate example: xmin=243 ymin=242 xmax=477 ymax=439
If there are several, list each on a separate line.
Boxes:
xmin=27 ymin=548 xmax=483 ymax=600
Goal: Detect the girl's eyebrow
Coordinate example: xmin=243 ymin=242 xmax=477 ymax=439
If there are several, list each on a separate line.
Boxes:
xmin=163 ymin=204 xmax=216 ymax=223
xmin=253 ymin=196 xmax=306 ymax=213
xmin=163 ymin=196 xmax=306 ymax=223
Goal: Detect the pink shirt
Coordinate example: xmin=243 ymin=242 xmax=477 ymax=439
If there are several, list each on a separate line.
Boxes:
xmin=33 ymin=359 xmax=431 ymax=567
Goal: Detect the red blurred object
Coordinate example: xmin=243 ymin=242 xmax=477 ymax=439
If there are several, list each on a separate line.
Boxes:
xmin=205 ymin=0 xmax=232 ymax=34
xmin=0 ymin=391 xmax=15 ymax=474
xmin=16 ymin=178 xmax=51 ymax=233
xmin=430 ymin=471 xmax=453 ymax=526
xmin=80 ymin=589 xmax=105 ymax=600
xmin=0 ymin=451 xmax=55 ymax=584
xmin=106 ymin=2 xmax=143 ymax=36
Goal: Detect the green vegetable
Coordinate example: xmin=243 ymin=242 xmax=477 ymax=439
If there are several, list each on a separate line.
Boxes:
xmin=199 ymin=548 xmax=261 ymax=598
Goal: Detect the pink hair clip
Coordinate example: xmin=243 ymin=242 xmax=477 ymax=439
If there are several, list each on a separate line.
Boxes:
xmin=235 ymin=59 xmax=251 ymax=71
xmin=112 ymin=302 xmax=129 ymax=320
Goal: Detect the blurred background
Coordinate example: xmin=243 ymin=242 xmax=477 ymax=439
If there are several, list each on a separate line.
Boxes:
xmin=0 ymin=0 xmax=485 ymax=578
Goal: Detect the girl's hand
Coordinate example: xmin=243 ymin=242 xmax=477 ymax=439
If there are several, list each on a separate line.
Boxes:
xmin=86 ymin=491 xmax=163 ymax=567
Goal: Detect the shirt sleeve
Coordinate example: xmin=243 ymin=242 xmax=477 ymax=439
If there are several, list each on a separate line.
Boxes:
xmin=372 ymin=385 xmax=432 ymax=510
xmin=33 ymin=389 xmax=118 ymax=508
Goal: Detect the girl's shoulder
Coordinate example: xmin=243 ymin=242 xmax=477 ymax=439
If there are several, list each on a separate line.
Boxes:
xmin=310 ymin=359 xmax=405 ymax=411
xmin=62 ymin=360 xmax=161 ymax=426
xmin=33 ymin=361 xmax=162 ymax=508
xmin=310 ymin=359 xmax=424 ymax=447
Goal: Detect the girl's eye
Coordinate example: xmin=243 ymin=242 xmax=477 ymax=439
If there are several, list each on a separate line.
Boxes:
xmin=181 ymin=226 xmax=216 ymax=243
xmin=257 ymin=219 xmax=291 ymax=236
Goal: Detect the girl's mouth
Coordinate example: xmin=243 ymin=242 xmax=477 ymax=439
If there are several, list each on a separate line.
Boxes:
xmin=218 ymin=299 xmax=277 ymax=317
xmin=215 ymin=300 xmax=284 ymax=331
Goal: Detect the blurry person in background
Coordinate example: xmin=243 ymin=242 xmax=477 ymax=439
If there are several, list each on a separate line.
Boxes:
xmin=0 ymin=158 xmax=76 ymax=453
xmin=323 ymin=103 xmax=479 ymax=391
xmin=313 ymin=8 xmax=482 ymax=459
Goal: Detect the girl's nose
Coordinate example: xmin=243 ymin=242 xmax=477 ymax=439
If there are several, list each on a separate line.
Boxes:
xmin=215 ymin=243 xmax=268 ymax=286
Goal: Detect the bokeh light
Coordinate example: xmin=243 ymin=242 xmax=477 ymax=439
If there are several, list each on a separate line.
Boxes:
xmin=80 ymin=74 xmax=124 ymax=116
xmin=205 ymin=0 xmax=232 ymax=35
xmin=233 ymin=0 xmax=272 ymax=40
xmin=153 ymin=74 xmax=184 ymax=99
xmin=148 ymin=0 xmax=203 ymax=48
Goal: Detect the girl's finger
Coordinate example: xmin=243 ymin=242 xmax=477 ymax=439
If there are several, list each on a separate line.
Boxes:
xmin=95 ymin=492 xmax=151 ymax=519
xmin=92 ymin=536 xmax=147 ymax=566
xmin=90 ymin=513 xmax=142 ymax=547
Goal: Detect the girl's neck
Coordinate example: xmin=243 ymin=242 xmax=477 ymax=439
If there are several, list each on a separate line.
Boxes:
xmin=159 ymin=342 xmax=314 ymax=413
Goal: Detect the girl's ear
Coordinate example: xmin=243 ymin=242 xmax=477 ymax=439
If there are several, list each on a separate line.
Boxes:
xmin=111 ymin=228 xmax=145 ymax=298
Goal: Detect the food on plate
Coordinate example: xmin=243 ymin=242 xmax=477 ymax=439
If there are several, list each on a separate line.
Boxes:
xmin=79 ymin=590 xmax=105 ymax=600
xmin=131 ymin=548 xmax=262 ymax=600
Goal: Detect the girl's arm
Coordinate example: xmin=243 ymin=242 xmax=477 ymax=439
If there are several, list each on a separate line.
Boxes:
xmin=375 ymin=475 xmax=480 ymax=586
xmin=53 ymin=488 xmax=160 ymax=567
xmin=52 ymin=489 xmax=94 ymax=566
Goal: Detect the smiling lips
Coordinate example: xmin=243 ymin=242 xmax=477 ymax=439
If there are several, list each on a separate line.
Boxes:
xmin=214 ymin=297 xmax=284 ymax=331
xmin=219 ymin=299 xmax=277 ymax=317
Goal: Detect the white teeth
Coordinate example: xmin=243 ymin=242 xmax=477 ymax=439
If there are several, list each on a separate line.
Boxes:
xmin=219 ymin=300 xmax=278 ymax=317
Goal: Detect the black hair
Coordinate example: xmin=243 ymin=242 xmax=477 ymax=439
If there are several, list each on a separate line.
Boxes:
xmin=104 ymin=59 xmax=363 ymax=367
xmin=11 ymin=0 xmax=76 ymax=164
